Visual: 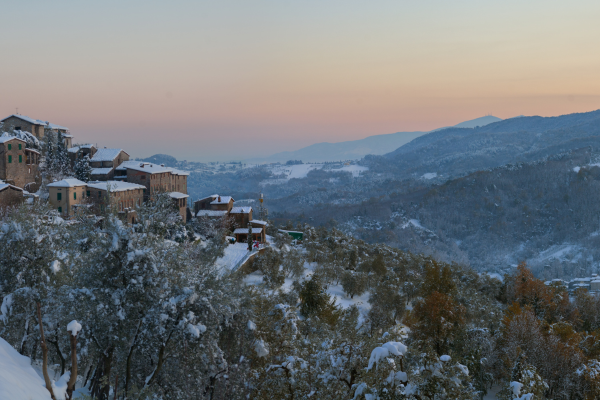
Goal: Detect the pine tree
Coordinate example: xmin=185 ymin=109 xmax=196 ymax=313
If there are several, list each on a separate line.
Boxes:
xmin=74 ymin=155 xmax=92 ymax=182
xmin=247 ymin=223 xmax=253 ymax=251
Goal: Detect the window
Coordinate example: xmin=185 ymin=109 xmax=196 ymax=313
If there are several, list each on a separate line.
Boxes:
xmin=8 ymin=155 xmax=11 ymax=163
xmin=18 ymin=144 xmax=21 ymax=150
xmin=58 ymin=207 xmax=62 ymax=213
xmin=86 ymin=191 xmax=90 ymax=197
xmin=57 ymin=192 xmax=62 ymax=201
xmin=7 ymin=144 xmax=11 ymax=150
xmin=19 ymin=155 xmax=22 ymax=163
xmin=141 ymin=175 xmax=145 ymax=180
xmin=14 ymin=127 xmax=21 ymax=131
xmin=74 ymin=192 xmax=76 ymax=200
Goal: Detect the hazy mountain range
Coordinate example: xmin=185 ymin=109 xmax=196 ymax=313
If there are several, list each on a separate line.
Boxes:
xmin=380 ymin=109 xmax=600 ymax=179
xmin=246 ymin=115 xmax=502 ymax=163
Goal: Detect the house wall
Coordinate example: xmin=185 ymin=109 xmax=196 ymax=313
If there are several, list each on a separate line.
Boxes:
xmin=0 ymin=139 xmax=40 ymax=189
xmin=232 ymin=210 xmax=252 ymax=228
xmin=48 ymin=185 xmax=87 ymax=216
xmin=194 ymin=197 xmax=215 ymax=213
xmin=89 ymin=187 xmax=144 ymax=214
xmin=90 ymin=150 xmax=129 ymax=169
xmin=172 ymin=197 xmax=188 ymax=223
xmin=0 ymin=187 xmax=24 ymax=207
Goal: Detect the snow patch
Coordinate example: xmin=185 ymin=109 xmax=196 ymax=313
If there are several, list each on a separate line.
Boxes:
xmin=67 ymin=320 xmax=82 ymax=336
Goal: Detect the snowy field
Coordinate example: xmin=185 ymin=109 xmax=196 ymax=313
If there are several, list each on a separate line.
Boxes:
xmin=261 ymin=163 xmax=368 ymax=185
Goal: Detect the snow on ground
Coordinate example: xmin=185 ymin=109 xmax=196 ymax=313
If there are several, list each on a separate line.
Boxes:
xmin=215 ymin=243 xmax=250 ymax=272
xmin=261 ymin=163 xmax=368 ymax=185
xmin=337 ymin=164 xmax=368 ymax=177
xmin=531 ymin=244 xmax=582 ymax=264
xmin=421 ymin=172 xmax=437 ymax=180
xmin=0 ymin=337 xmax=52 ymax=400
xmin=401 ymin=219 xmax=425 ymax=229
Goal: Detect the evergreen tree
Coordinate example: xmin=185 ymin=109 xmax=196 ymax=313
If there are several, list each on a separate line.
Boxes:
xmin=74 ymin=155 xmax=92 ymax=182
xmin=247 ymin=222 xmax=253 ymax=251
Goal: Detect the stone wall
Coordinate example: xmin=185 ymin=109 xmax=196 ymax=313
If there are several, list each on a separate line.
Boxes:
xmin=0 ymin=186 xmax=24 ymax=208
xmin=0 ymin=139 xmax=41 ymax=189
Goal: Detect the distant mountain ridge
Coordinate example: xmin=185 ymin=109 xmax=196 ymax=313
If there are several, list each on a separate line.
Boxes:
xmin=247 ymin=115 xmax=503 ymax=163
xmin=380 ymin=109 xmax=600 ymax=179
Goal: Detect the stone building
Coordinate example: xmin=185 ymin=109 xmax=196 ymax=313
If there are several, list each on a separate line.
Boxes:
xmin=47 ymin=179 xmax=88 ymax=217
xmin=89 ymin=148 xmax=129 ymax=180
xmin=0 ymin=114 xmax=72 ymax=147
xmin=192 ymin=194 xmax=267 ymax=243
xmin=169 ymin=192 xmax=190 ymax=223
xmin=118 ymin=161 xmax=188 ymax=200
xmin=87 ymin=181 xmax=146 ymax=223
xmin=230 ymin=206 xmax=253 ymax=227
xmin=193 ymin=195 xmax=234 ymax=214
xmin=68 ymin=144 xmax=97 ymax=166
xmin=0 ymin=181 xmax=24 ymax=208
xmin=233 ymin=227 xmax=265 ymax=244
xmin=0 ymin=136 xmax=40 ymax=190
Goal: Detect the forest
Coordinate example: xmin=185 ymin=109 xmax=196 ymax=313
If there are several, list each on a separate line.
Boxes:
xmin=2 ymin=196 xmax=600 ymax=399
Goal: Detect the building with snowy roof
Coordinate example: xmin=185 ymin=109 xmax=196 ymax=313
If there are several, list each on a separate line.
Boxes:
xmin=0 ymin=180 xmax=25 ymax=208
xmin=68 ymin=144 xmax=97 ymax=166
xmin=233 ymin=227 xmax=265 ymax=243
xmin=47 ymin=179 xmax=88 ymax=216
xmin=0 ymin=114 xmax=72 ymax=147
xmin=115 ymin=161 xmax=188 ymax=198
xmin=90 ymin=149 xmax=130 ymax=179
xmin=192 ymin=194 xmax=267 ymax=242
xmin=0 ymin=136 xmax=41 ymax=193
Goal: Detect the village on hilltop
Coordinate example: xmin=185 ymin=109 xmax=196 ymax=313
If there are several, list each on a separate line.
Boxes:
xmin=0 ymin=114 xmax=269 ymax=245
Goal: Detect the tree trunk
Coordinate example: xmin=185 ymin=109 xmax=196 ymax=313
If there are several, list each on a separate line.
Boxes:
xmin=48 ymin=337 xmax=66 ymax=376
xmin=66 ymin=332 xmax=78 ymax=400
xmin=37 ymin=303 xmax=56 ymax=400
xmin=125 ymin=320 xmax=142 ymax=398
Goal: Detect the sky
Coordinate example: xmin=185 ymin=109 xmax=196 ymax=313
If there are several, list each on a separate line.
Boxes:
xmin=2 ymin=1 xmax=600 ymax=161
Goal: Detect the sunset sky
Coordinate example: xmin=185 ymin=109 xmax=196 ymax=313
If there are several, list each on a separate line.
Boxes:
xmin=2 ymin=1 xmax=600 ymax=161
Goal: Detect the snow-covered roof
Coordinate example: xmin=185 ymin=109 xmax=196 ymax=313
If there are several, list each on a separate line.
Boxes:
xmin=68 ymin=147 xmax=79 ymax=153
xmin=91 ymin=148 xmax=127 ymax=162
xmin=197 ymin=210 xmax=228 ymax=217
xmin=0 ymin=114 xmax=69 ymax=130
xmin=1 ymin=114 xmax=45 ymax=125
xmin=250 ymin=219 xmax=268 ymax=226
xmin=0 ymin=136 xmax=26 ymax=144
xmin=197 ymin=194 xmax=219 ymax=202
xmin=119 ymin=161 xmax=171 ymax=174
xmin=91 ymin=168 xmax=114 ymax=175
xmin=47 ymin=178 xmax=87 ymax=187
xmin=170 ymin=168 xmax=190 ymax=176
xmin=48 ymin=123 xmax=69 ymax=131
xmin=230 ymin=206 xmax=252 ymax=214
xmin=87 ymin=181 xmax=146 ymax=192
xmin=169 ymin=192 xmax=189 ymax=199
xmin=62 ymin=133 xmax=73 ymax=138
xmin=233 ymin=227 xmax=263 ymax=234
xmin=211 ymin=196 xmax=233 ymax=205
xmin=0 ymin=183 xmax=23 ymax=192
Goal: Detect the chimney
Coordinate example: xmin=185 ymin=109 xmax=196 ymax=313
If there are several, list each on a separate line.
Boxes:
xmin=140 ymin=164 xmax=144 ymax=168
xmin=218 ymin=196 xmax=221 ymax=202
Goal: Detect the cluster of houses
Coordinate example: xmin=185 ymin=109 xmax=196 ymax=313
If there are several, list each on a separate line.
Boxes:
xmin=194 ymin=194 xmax=268 ymax=243
xmin=0 ymin=113 xmax=269 ymax=243
xmin=545 ymin=274 xmax=600 ymax=294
